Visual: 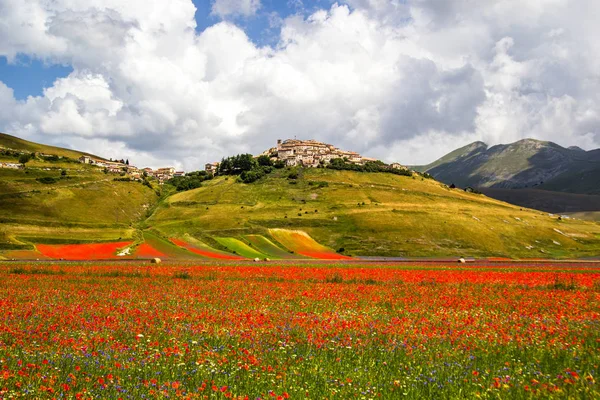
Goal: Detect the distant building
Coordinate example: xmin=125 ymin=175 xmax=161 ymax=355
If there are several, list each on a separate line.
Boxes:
xmin=174 ymin=171 xmax=185 ymax=177
xmin=79 ymin=156 xmax=95 ymax=164
xmin=390 ymin=163 xmax=407 ymax=170
xmin=0 ymin=162 xmax=23 ymax=169
xmin=205 ymin=162 xmax=219 ymax=175
xmin=156 ymin=167 xmax=175 ymax=176
xmin=107 ymin=165 xmax=124 ymax=173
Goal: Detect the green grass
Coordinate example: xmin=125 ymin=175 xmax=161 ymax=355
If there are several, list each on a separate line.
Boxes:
xmin=214 ymin=237 xmax=269 ymax=259
xmin=147 ymin=168 xmax=600 ymax=258
xmin=176 ymin=234 xmax=241 ymax=257
xmin=0 ymin=164 xmax=157 ymax=253
xmin=244 ymin=234 xmax=300 ymax=259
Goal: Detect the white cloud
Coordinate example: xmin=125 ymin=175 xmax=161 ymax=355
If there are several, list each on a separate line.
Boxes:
xmin=0 ymin=0 xmax=599 ymax=170
xmin=211 ymin=0 xmax=261 ymax=19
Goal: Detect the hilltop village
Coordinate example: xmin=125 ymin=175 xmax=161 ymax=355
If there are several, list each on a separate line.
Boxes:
xmin=205 ymin=139 xmax=405 ymax=174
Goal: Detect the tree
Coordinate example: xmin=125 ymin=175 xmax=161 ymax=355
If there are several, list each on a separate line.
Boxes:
xmin=18 ymin=153 xmax=31 ymax=164
xmin=235 ymin=154 xmax=257 ymax=172
xmin=126 ymin=159 xmax=129 ymax=165
xmin=257 ymin=155 xmax=273 ymax=167
xmin=218 ymin=157 xmax=232 ymax=174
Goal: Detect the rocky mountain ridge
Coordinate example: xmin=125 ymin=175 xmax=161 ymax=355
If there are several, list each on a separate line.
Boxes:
xmin=417 ymin=138 xmax=600 ymax=194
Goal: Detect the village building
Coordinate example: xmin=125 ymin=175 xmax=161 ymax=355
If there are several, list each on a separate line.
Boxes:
xmin=390 ymin=162 xmax=407 ymax=170
xmin=174 ymin=171 xmax=185 ymax=177
xmin=156 ymin=167 xmax=175 ymax=176
xmin=78 ymin=156 xmax=95 ymax=164
xmin=205 ymin=162 xmax=219 ymax=175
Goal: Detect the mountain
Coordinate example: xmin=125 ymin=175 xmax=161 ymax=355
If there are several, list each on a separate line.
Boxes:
xmin=1 ymin=133 xmax=600 ymax=259
xmin=417 ymin=139 xmax=600 ymax=195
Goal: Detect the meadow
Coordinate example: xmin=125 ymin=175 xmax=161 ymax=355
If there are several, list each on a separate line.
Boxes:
xmin=1 ymin=260 xmax=599 ymax=399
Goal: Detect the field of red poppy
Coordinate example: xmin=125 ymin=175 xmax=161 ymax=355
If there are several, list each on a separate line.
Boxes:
xmin=1 ymin=261 xmax=599 ymax=399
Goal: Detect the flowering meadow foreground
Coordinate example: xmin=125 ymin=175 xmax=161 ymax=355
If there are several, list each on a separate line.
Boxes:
xmin=1 ymin=262 xmax=599 ymax=399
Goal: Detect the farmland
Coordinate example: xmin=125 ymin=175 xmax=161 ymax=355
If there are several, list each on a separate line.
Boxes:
xmin=1 ymin=260 xmax=599 ymax=399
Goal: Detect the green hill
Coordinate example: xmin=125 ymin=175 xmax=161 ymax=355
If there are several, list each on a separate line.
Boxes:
xmin=145 ymin=168 xmax=600 ymax=258
xmin=0 ymin=132 xmax=103 ymax=160
xmin=0 ymin=133 xmax=158 ymax=253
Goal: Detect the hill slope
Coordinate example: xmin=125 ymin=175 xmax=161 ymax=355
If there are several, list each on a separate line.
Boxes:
xmin=146 ymin=168 xmax=600 ymax=258
xmin=0 ymin=132 xmax=102 ymax=160
xmin=0 ymin=134 xmax=158 ymax=252
xmin=418 ymin=138 xmax=600 ymax=194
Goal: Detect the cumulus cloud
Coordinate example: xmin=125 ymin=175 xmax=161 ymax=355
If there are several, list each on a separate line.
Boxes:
xmin=211 ymin=0 xmax=261 ymax=19
xmin=0 ymin=0 xmax=599 ymax=169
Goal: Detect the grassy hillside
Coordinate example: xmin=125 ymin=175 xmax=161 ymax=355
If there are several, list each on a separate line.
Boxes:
xmin=146 ymin=168 xmax=600 ymax=258
xmin=0 ymin=160 xmax=158 ymax=252
xmin=0 ymin=132 xmax=102 ymax=160
xmin=412 ymin=141 xmax=488 ymax=173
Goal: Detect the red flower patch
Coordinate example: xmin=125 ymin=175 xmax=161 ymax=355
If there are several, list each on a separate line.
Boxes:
xmin=135 ymin=243 xmax=166 ymax=258
xmin=36 ymin=242 xmax=133 ymax=260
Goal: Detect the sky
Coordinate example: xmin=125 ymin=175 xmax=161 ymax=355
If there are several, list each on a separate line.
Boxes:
xmin=1 ymin=0 xmax=599 ymax=170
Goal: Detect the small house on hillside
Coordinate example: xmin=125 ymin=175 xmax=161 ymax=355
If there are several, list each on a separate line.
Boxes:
xmin=79 ymin=156 xmax=95 ymax=164
xmin=205 ymin=162 xmax=219 ymax=175
xmin=390 ymin=162 xmax=408 ymax=170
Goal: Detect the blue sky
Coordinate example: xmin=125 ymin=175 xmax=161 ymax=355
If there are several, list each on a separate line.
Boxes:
xmin=0 ymin=56 xmax=73 ymax=100
xmin=0 ymin=0 xmax=328 ymax=101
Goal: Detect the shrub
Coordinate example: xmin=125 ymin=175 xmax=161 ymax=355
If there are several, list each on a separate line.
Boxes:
xmin=257 ymin=155 xmax=273 ymax=167
xmin=274 ymin=160 xmax=286 ymax=169
xmin=19 ymin=153 xmax=32 ymax=164
xmin=36 ymin=177 xmax=57 ymax=184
